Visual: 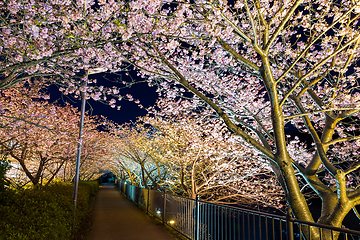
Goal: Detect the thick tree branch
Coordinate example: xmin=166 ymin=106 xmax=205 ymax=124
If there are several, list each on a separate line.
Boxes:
xmin=324 ymin=135 xmax=360 ymax=147
xmin=152 ymin=43 xmax=276 ymax=162
xmin=292 ymin=97 xmax=338 ymax=176
xmin=217 ymin=37 xmax=260 ymax=72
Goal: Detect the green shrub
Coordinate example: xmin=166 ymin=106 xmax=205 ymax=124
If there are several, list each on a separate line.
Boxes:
xmin=0 ymin=181 xmax=99 ymax=240
xmin=0 ymin=155 xmax=10 ymax=192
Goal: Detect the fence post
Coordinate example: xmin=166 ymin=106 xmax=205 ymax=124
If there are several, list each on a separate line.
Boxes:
xmin=163 ymin=189 xmax=167 ymax=224
xmin=146 ymin=188 xmax=150 ymax=214
xmin=195 ymin=195 xmax=200 ymax=240
xmin=286 ymin=208 xmax=294 ymax=240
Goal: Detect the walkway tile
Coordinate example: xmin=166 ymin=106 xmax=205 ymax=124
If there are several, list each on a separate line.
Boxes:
xmin=90 ymin=185 xmax=176 ymax=240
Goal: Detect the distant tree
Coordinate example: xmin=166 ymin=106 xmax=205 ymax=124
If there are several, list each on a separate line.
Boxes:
xmin=108 ymin=122 xmax=170 ymax=189
xmin=0 ymin=84 xmax=107 ymax=186
xmin=76 ymin=131 xmax=111 ymax=182
xmin=142 ymin=105 xmax=284 ymax=208
xmin=108 ymin=104 xmax=284 ymax=208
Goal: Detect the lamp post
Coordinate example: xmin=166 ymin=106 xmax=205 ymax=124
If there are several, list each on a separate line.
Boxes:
xmin=73 ymin=67 xmax=107 ymax=210
xmin=72 ymin=74 xmax=87 ymax=238
xmin=73 ymin=86 xmax=86 ymax=211
xmin=72 ymin=68 xmax=107 ymax=236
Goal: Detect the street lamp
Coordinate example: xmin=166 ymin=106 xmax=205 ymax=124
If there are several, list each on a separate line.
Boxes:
xmin=73 ymin=67 xmax=108 ymax=212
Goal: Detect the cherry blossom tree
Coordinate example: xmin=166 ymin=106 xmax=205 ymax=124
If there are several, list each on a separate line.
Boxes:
xmin=3 ymin=0 xmax=360 ymax=236
xmin=107 ymin=102 xmax=284 ymax=208
xmin=104 ymin=0 xmax=360 ymax=237
xmin=60 ymin=129 xmax=111 ymax=182
xmin=0 ymin=0 xmax=137 ymax=107
xmin=108 ymin=122 xmax=170 ymax=189
xmin=0 ymin=84 xmax=108 ymax=186
xmin=141 ymin=104 xmax=284 ymax=208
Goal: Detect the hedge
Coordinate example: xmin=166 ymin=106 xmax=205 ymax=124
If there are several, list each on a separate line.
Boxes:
xmin=0 ymin=181 xmax=99 ymax=240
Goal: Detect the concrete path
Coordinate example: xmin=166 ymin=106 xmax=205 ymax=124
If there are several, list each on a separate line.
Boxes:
xmin=90 ymin=184 xmax=176 ymax=240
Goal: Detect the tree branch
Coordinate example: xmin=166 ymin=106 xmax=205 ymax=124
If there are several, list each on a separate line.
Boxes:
xmin=275 ymin=3 xmax=359 ymax=84
xmin=152 ymin=42 xmax=276 ymax=162
xmin=280 ymin=34 xmax=360 ymax=107
xmin=264 ymin=0 xmax=302 ymax=52
xmin=217 ymin=37 xmax=260 ymax=72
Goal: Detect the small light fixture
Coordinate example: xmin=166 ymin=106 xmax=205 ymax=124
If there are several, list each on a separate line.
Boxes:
xmin=156 ymin=210 xmax=161 ymax=214
xmin=169 ymin=220 xmax=175 ymax=224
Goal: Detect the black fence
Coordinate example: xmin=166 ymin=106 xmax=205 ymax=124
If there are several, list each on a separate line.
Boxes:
xmin=115 ymin=181 xmax=360 ymax=240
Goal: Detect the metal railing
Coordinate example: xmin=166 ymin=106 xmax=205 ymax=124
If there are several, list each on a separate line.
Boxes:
xmin=115 ymin=180 xmax=360 ymax=240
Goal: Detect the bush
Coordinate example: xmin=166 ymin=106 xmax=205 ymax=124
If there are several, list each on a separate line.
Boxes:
xmin=0 ymin=181 xmax=99 ymax=240
xmin=0 ymin=155 xmax=10 ymax=192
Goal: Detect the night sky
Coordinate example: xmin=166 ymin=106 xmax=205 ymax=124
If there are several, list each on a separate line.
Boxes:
xmin=49 ymin=72 xmax=159 ymax=124
xmin=84 ymin=81 xmax=158 ymax=124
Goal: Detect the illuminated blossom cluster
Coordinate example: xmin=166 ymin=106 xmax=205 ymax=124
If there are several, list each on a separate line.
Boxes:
xmin=0 ymin=84 xmax=110 ymax=185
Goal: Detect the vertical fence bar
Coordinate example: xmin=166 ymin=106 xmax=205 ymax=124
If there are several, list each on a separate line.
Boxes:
xmin=265 ymin=216 xmax=268 ymax=240
xmin=231 ymin=209 xmax=234 ymax=240
xmin=226 ymin=208 xmax=228 ymax=239
xmin=217 ymin=206 xmax=220 ymax=240
xmin=182 ymin=200 xmax=184 ymax=235
xmin=272 ymin=218 xmax=275 ymax=240
xmin=204 ymin=203 xmax=207 ymax=240
xmin=253 ymin=213 xmax=256 ymax=240
xmin=214 ymin=206 xmax=216 ymax=240
xmin=242 ymin=211 xmax=245 ymax=240
xmin=287 ymin=208 xmax=294 ymax=240
xmin=163 ymin=190 xmax=166 ymax=224
xmin=185 ymin=200 xmax=188 ymax=235
xmin=233 ymin=210 xmax=236 ymax=240
xmin=146 ymin=188 xmax=150 ymax=214
xmin=280 ymin=219 xmax=283 ymax=240
xmin=201 ymin=203 xmax=204 ymax=240
xmin=238 ymin=211 xmax=241 ymax=240
xmin=222 ymin=207 xmax=224 ymax=239
xmin=195 ymin=195 xmax=200 ymax=240
xmin=248 ymin=213 xmax=250 ymax=240
xmin=212 ymin=204 xmax=214 ymax=240
xmin=237 ymin=211 xmax=240 ymax=240
xmin=190 ymin=199 xmax=192 ymax=238
xmin=259 ymin=215 xmax=262 ymax=240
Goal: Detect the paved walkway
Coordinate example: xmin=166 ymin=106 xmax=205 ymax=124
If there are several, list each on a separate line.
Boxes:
xmin=90 ymin=184 xmax=176 ymax=240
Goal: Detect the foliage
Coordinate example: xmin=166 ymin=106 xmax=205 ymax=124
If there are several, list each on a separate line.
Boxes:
xmin=108 ymin=121 xmax=170 ymax=189
xmin=0 ymin=181 xmax=99 ymax=240
xmin=0 ymin=153 xmax=10 ymax=192
xmin=0 ymin=84 xmax=109 ymax=186
xmin=108 ymin=111 xmax=284 ymax=208
xmin=0 ymin=0 xmax=137 ymax=108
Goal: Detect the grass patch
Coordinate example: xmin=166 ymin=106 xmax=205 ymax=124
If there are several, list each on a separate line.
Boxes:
xmin=0 ymin=181 xmax=99 ymax=240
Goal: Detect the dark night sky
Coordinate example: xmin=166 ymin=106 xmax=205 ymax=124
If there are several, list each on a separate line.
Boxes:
xmin=86 ymin=81 xmax=158 ymax=124
xmin=49 ymin=72 xmax=159 ymax=124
